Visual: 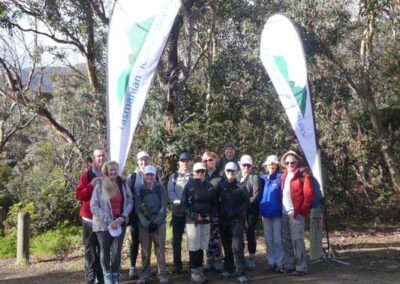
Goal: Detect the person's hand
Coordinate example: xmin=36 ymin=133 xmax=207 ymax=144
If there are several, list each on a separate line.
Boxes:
xmin=148 ymin=222 xmax=158 ymax=233
xmin=90 ymin=177 xmax=100 ymax=187
xmin=288 ymin=211 xmax=295 ymax=218
xmin=116 ymin=217 xmax=125 ymax=226
xmin=110 ymin=219 xmax=120 ymax=229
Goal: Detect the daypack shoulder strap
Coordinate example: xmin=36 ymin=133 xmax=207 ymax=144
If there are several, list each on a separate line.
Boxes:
xmin=130 ymin=172 xmax=137 ymax=194
xmin=87 ymin=169 xmax=96 ymax=182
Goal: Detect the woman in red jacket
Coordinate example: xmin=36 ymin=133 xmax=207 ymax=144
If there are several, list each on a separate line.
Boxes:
xmin=280 ymin=150 xmax=313 ymax=276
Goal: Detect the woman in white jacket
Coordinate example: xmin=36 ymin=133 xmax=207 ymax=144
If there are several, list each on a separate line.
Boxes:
xmin=91 ymin=161 xmax=133 ymax=284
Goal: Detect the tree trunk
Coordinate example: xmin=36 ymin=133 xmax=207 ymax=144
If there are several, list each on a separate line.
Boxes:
xmin=357 ymin=85 xmax=400 ymax=192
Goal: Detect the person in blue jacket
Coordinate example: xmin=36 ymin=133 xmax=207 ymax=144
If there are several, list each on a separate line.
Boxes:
xmin=259 ymin=155 xmax=284 ymax=272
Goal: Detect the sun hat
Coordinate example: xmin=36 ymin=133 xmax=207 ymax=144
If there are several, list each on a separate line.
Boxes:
xmin=108 ymin=224 xmax=122 ymax=237
xmin=281 ymin=150 xmax=302 ymax=168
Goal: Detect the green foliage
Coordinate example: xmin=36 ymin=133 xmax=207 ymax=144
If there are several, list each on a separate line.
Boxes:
xmin=31 ymin=223 xmax=81 ymax=258
xmin=0 ymin=228 xmax=17 ymax=258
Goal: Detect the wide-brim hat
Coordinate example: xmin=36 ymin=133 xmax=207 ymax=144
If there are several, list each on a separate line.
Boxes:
xmin=281 ymin=150 xmax=302 ymax=168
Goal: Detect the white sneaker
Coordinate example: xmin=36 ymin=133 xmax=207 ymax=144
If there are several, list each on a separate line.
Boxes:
xmin=129 ymin=267 xmax=139 ymax=279
xmin=237 ymin=275 xmax=248 ymax=284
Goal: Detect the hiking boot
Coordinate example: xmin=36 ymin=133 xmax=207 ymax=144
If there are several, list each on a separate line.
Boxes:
xmin=159 ymin=276 xmax=169 ymax=284
xmin=151 ymin=267 xmax=158 ymax=277
xmin=203 ymin=258 xmax=213 ymax=272
xmin=247 ymin=257 xmax=256 ymax=271
xmin=172 ymin=265 xmax=183 ymax=274
xmin=218 ymin=271 xmax=233 ymax=279
xmin=128 ymin=267 xmax=139 ymax=280
xmin=237 ymin=275 xmax=248 ymax=284
xmin=264 ymin=263 xmax=276 ymax=272
xmin=283 ymin=267 xmax=295 ymax=274
xmin=292 ymin=270 xmax=307 ymax=277
xmin=213 ymin=257 xmax=222 ymax=273
xmin=191 ymin=268 xmax=207 ymax=284
xmin=275 ymin=266 xmax=284 ymax=273
xmin=199 ymin=267 xmax=208 ymax=283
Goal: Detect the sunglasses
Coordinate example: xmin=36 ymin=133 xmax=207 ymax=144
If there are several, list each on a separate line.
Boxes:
xmin=195 ymin=170 xmax=206 ymax=174
xmin=226 ymin=170 xmax=236 ymax=173
xmin=285 ymin=161 xmax=297 ymax=166
xmin=203 ymin=158 xmax=214 ymax=162
xmin=242 ymin=164 xmax=252 ymax=168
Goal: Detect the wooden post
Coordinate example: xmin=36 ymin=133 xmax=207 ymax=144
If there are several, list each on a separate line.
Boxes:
xmin=310 ymin=206 xmax=324 ymax=261
xmin=0 ymin=206 xmax=4 ymax=236
xmin=16 ymin=211 xmax=30 ymax=266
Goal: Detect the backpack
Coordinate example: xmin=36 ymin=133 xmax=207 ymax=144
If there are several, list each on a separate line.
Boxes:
xmin=87 ymin=169 xmax=96 ymax=182
xmin=127 ymin=172 xmax=137 ymax=225
xmin=298 ymin=168 xmax=323 ymax=208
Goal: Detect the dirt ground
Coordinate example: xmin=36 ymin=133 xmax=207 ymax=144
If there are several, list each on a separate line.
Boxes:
xmin=1 ymin=227 xmax=400 ymax=284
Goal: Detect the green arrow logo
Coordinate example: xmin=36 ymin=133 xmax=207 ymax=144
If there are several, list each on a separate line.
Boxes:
xmin=273 ymin=55 xmax=307 ymax=116
xmin=117 ymin=17 xmax=155 ymax=105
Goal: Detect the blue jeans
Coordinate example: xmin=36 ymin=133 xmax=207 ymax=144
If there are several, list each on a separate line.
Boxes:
xmin=262 ymin=216 xmax=283 ymax=268
xmin=96 ymin=227 xmax=126 ymax=276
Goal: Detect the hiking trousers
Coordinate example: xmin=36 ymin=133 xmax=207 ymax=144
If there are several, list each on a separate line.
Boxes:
xmin=282 ymin=214 xmax=307 ymax=273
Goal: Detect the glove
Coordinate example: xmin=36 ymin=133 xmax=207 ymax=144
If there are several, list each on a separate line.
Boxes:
xmin=148 ymin=222 xmax=158 ymax=233
xmin=196 ymin=215 xmax=204 ymax=224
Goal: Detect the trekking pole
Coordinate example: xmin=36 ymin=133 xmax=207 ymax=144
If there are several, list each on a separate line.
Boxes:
xmin=323 ymin=204 xmax=349 ymax=265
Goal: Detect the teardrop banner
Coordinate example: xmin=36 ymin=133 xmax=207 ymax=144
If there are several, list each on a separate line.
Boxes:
xmin=107 ymin=0 xmax=181 ymax=173
xmin=260 ymin=14 xmax=323 ymax=195
xmin=260 ymin=14 xmax=325 ymax=261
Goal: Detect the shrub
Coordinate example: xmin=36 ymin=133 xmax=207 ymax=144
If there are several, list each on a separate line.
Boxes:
xmin=0 ymin=229 xmax=17 ymax=258
xmin=31 ymin=224 xmax=81 ymax=258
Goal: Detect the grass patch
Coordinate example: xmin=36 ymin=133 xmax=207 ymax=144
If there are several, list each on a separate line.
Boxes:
xmin=31 ymin=225 xmax=81 ymax=259
xmin=0 ymin=229 xmax=17 ymax=258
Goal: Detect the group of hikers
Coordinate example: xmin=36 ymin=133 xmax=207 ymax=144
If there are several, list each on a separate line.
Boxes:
xmin=76 ymin=142 xmax=315 ymax=284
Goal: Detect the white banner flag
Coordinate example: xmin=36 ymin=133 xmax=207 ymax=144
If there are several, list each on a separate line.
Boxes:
xmin=260 ymin=14 xmax=323 ymax=194
xmin=107 ymin=0 xmax=181 ymax=173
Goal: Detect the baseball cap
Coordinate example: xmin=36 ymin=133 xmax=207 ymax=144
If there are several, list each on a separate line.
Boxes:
xmin=225 ymin=161 xmax=238 ymax=171
xmin=263 ymin=155 xmax=280 ymax=166
xmin=179 ymin=152 xmax=190 ymax=161
xmin=137 ymin=151 xmax=150 ymax=160
xmin=240 ymin=155 xmax=253 ymax=166
xmin=143 ymin=165 xmax=157 ymax=175
xmin=193 ymin=162 xmax=206 ymax=172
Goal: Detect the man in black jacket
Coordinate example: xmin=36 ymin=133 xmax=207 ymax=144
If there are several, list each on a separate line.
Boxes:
xmin=218 ymin=162 xmax=250 ymax=284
